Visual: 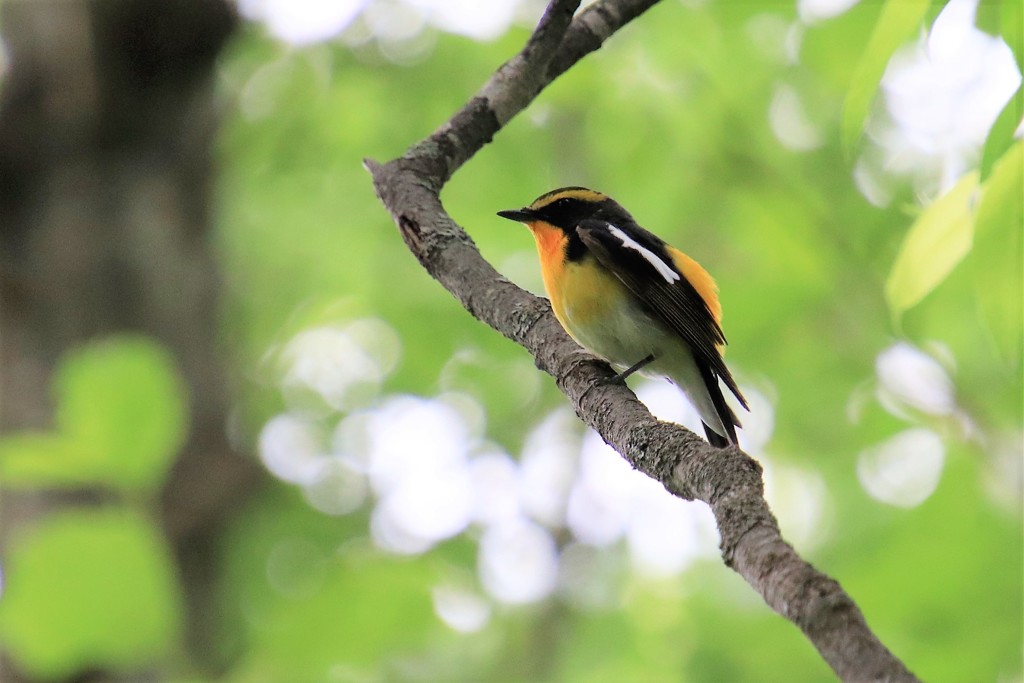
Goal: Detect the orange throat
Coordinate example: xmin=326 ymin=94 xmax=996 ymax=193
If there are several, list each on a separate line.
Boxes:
xmin=528 ymin=221 xmax=568 ymax=299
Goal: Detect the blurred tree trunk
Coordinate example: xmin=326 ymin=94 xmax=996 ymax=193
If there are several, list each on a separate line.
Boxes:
xmin=0 ymin=1 xmax=265 ymax=680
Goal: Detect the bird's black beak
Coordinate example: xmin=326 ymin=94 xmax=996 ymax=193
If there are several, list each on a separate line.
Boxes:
xmin=497 ymin=208 xmax=536 ymax=223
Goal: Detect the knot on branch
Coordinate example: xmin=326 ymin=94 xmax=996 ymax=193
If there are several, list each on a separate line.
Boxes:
xmin=398 ymin=215 xmax=425 ymax=254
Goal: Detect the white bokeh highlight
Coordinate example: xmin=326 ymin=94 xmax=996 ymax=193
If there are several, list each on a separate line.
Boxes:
xmin=468 ymin=450 xmax=524 ymax=526
xmin=478 ymin=520 xmax=559 ymax=604
xmin=373 ymin=465 xmax=474 ymax=553
xmin=762 ymin=459 xmax=831 ymax=550
xmin=626 ymin=476 xmax=715 ymax=577
xmin=518 ymin=408 xmax=581 ymax=529
xmin=259 ymin=413 xmax=331 ymax=485
xmin=567 ymin=433 xmax=635 ymax=547
xmin=406 ymin=0 xmax=522 ymax=40
xmin=769 ymin=83 xmax=824 ymax=151
xmin=875 ymin=0 xmax=1022 ymax=194
xmin=342 ymin=395 xmax=473 ymax=494
xmin=260 ymin=347 xmax=796 ymax=605
xmin=302 ymin=458 xmax=369 ymax=516
xmin=797 ymin=0 xmax=861 ymax=24
xmin=280 ymin=319 xmax=401 ymax=412
xmin=876 ymin=341 xmax=956 ymax=417
xmin=336 ymin=394 xmax=480 ymax=553
xmin=239 ymin=0 xmax=367 ymax=45
xmin=240 ymin=0 xmax=524 ymax=46
xmin=432 ymin=584 xmax=492 ymax=632
xmin=568 ymin=423 xmax=721 ymax=577
xmin=857 ymin=428 xmax=946 ymax=507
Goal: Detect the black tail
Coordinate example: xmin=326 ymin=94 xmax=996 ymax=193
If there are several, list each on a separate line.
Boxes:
xmin=697 ymin=361 xmax=741 ymax=448
xmin=703 ymin=422 xmax=731 ymax=448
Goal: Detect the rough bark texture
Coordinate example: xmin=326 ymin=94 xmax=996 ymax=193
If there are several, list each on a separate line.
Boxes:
xmin=367 ymin=1 xmax=920 ymax=681
xmin=0 ymin=1 xmax=265 ymax=680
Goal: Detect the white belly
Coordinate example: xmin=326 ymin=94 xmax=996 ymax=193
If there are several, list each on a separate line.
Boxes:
xmin=562 ymin=291 xmax=729 ymax=440
xmin=563 ymin=295 xmax=663 ymax=367
xmin=546 ymin=258 xmax=729 ymax=439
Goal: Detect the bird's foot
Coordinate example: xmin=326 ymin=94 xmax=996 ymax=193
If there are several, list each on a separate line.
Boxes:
xmin=598 ymin=354 xmax=655 ymax=385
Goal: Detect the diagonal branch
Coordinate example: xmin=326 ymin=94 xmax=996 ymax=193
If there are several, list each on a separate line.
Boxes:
xmin=366 ymin=1 xmax=919 ymax=680
xmin=400 ymin=0 xmax=660 ymax=188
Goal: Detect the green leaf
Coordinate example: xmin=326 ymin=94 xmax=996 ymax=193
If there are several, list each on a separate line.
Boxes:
xmin=975 ymin=0 xmax=1002 ymax=36
xmin=973 ymin=139 xmax=1024 ymax=364
xmin=1008 ymin=2 xmax=1024 ymax=75
xmin=980 ymin=85 xmax=1023 ymax=181
xmin=977 ymin=0 xmax=1023 ymax=73
xmin=886 ymin=171 xmax=980 ymax=316
xmin=977 ymin=140 xmax=1024 ymax=236
xmin=0 ymin=336 xmax=188 ymax=492
xmin=842 ymin=0 xmax=932 ymax=151
xmin=0 ymin=433 xmax=104 ymax=489
xmin=54 ymin=336 xmax=189 ymax=492
xmin=0 ymin=510 xmax=182 ymax=679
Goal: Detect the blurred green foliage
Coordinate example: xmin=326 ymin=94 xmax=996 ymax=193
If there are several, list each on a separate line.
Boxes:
xmin=841 ymin=0 xmax=933 ymax=150
xmin=2 ymin=0 xmax=1021 ymax=681
xmin=0 ymin=336 xmax=187 ymax=492
xmin=212 ymin=0 xmax=1021 ymax=678
xmin=885 ymin=170 xmax=978 ymax=316
xmin=0 ymin=337 xmax=187 ymax=678
xmin=0 ymin=510 xmax=182 ymax=679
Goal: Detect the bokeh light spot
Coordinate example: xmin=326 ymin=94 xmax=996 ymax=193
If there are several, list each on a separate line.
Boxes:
xmin=567 ymin=433 xmax=634 ymax=546
xmin=239 ymin=0 xmax=367 ymax=45
xmin=302 ymin=458 xmax=368 ymax=516
xmin=478 ymin=520 xmax=558 ymax=604
xmin=797 ymin=0 xmax=860 ymax=23
xmin=876 ymin=341 xmax=956 ymax=416
xmin=857 ymin=428 xmax=946 ymax=507
xmin=518 ymin=408 xmax=580 ymax=528
xmin=259 ymin=413 xmax=329 ymax=485
xmin=763 ymin=460 xmax=831 ymax=550
xmin=468 ymin=451 xmax=523 ymax=527
xmin=626 ymin=477 xmax=703 ymax=577
xmin=432 ymin=585 xmax=491 ymax=633
xmin=769 ymin=83 xmax=823 ymax=151
xmin=406 ymin=0 xmax=521 ymax=40
xmin=873 ymin=0 xmax=1021 ymax=194
xmin=280 ymin=319 xmax=401 ymax=413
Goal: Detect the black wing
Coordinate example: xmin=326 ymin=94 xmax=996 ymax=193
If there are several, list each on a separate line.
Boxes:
xmin=575 ymin=218 xmax=748 ymax=412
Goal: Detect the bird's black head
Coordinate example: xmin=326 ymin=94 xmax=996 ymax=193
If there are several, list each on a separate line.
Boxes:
xmin=497 ymin=187 xmax=634 ymax=231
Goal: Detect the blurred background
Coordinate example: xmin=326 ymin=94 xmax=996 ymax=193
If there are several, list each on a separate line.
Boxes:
xmin=0 ymin=0 xmax=1020 ymax=681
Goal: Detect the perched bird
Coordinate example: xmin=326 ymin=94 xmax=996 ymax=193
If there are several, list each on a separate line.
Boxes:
xmin=498 ymin=187 xmax=747 ymax=447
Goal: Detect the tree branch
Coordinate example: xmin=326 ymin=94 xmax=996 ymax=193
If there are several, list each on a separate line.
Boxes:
xmin=366 ymin=1 xmax=919 ymax=680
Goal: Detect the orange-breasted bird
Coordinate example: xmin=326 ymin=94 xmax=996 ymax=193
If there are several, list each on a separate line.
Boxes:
xmin=498 ymin=187 xmax=748 ymax=447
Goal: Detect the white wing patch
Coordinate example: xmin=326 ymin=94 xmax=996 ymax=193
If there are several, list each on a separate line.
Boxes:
xmin=606 ymin=225 xmax=681 ymax=284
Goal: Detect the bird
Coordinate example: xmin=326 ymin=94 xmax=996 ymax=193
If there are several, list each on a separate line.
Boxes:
xmin=497 ymin=186 xmax=747 ymax=447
